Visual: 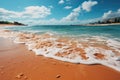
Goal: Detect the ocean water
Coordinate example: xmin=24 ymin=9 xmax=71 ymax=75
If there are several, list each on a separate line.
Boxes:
xmin=4 ymin=25 xmax=120 ymax=38
xmin=0 ymin=25 xmax=120 ymax=72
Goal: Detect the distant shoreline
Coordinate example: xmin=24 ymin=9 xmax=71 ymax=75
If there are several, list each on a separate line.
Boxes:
xmin=83 ymin=23 xmax=120 ymax=26
xmin=0 ymin=24 xmax=27 ymax=27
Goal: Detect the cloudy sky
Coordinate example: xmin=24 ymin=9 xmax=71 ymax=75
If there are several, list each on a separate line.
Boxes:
xmin=0 ymin=0 xmax=120 ymax=25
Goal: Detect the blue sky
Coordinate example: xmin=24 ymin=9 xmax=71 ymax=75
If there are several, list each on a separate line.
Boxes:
xmin=0 ymin=0 xmax=120 ymax=25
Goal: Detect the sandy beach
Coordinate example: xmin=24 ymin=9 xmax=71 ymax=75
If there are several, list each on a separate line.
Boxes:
xmin=0 ymin=24 xmax=25 ymax=27
xmin=0 ymin=0 xmax=120 ymax=79
xmin=0 ymin=24 xmax=16 ymax=27
xmin=0 ymin=37 xmax=120 ymax=80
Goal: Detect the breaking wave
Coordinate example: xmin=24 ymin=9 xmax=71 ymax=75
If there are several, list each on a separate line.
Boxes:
xmin=0 ymin=29 xmax=120 ymax=72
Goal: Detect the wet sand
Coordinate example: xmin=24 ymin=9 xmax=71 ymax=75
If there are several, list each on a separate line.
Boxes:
xmin=0 ymin=37 xmax=120 ymax=80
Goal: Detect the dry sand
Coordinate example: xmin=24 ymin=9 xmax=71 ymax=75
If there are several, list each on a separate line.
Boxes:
xmin=0 ymin=37 xmax=120 ymax=80
xmin=0 ymin=24 xmax=14 ymax=27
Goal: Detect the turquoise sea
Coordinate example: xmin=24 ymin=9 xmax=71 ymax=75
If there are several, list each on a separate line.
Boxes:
xmin=4 ymin=25 xmax=120 ymax=39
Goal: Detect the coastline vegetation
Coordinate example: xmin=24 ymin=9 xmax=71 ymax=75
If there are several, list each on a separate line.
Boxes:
xmin=0 ymin=21 xmax=27 ymax=26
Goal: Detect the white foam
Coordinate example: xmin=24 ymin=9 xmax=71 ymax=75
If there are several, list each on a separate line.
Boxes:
xmin=85 ymin=46 xmax=120 ymax=71
xmin=0 ymin=30 xmax=120 ymax=72
xmin=107 ymin=39 xmax=120 ymax=48
xmin=107 ymin=39 xmax=120 ymax=53
xmin=14 ymin=38 xmax=25 ymax=44
xmin=113 ymin=56 xmax=120 ymax=61
xmin=25 ymin=42 xmax=36 ymax=50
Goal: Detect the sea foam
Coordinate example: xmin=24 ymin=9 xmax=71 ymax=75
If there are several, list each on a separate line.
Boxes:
xmin=0 ymin=30 xmax=120 ymax=72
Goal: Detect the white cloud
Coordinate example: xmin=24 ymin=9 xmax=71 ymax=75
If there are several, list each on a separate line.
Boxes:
xmin=0 ymin=6 xmax=51 ymax=19
xmin=0 ymin=1 xmax=99 ymax=25
xmin=102 ymin=9 xmax=120 ymax=19
xmin=62 ymin=6 xmax=81 ymax=21
xmin=24 ymin=6 xmax=51 ymax=18
xmin=0 ymin=8 xmax=19 ymax=19
xmin=64 ymin=6 xmax=72 ymax=9
xmin=82 ymin=0 xmax=98 ymax=12
xmin=118 ymin=9 xmax=120 ymax=12
xmin=61 ymin=0 xmax=98 ymax=22
xmin=58 ymin=0 xmax=64 ymax=4
xmin=102 ymin=10 xmax=112 ymax=19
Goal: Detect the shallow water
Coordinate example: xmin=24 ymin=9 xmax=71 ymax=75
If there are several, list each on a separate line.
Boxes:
xmin=3 ymin=25 xmax=120 ymax=38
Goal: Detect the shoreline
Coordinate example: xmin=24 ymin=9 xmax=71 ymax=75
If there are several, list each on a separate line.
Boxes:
xmin=0 ymin=24 xmax=26 ymax=27
xmin=79 ymin=23 xmax=120 ymax=26
xmin=0 ymin=37 xmax=120 ymax=80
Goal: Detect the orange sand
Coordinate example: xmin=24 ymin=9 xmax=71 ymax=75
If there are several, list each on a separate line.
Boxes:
xmin=0 ymin=38 xmax=120 ymax=80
